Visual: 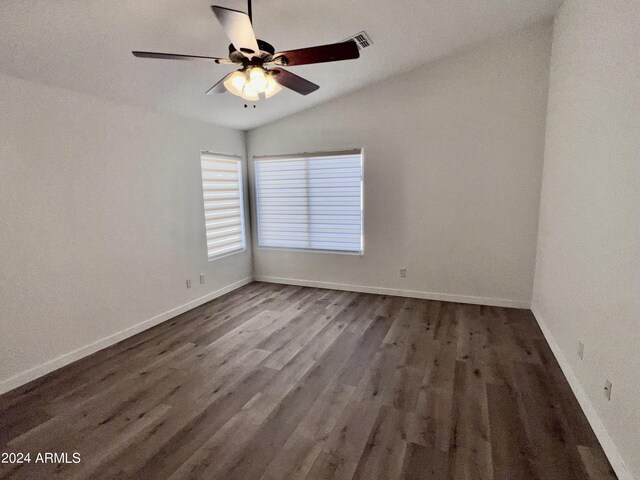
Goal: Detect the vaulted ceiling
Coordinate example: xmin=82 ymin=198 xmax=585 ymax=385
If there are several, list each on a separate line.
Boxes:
xmin=0 ymin=0 xmax=562 ymax=130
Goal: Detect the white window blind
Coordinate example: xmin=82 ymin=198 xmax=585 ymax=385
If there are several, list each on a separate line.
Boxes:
xmin=200 ymin=153 xmax=246 ymax=260
xmin=254 ymin=151 xmax=363 ymax=253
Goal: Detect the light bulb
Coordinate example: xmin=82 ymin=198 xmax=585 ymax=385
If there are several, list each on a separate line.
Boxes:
xmin=249 ymin=67 xmax=268 ymax=93
xmin=264 ymin=74 xmax=282 ymax=99
xmin=241 ymin=82 xmax=259 ymax=101
xmin=223 ymin=70 xmax=247 ymax=97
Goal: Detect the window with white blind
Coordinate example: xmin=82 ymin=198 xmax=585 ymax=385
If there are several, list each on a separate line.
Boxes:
xmin=254 ymin=151 xmax=363 ymax=254
xmin=200 ymin=152 xmax=246 ymax=260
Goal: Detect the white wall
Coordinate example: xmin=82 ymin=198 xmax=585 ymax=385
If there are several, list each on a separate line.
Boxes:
xmin=0 ymin=72 xmax=252 ymax=392
xmin=532 ymin=1 xmax=640 ymax=479
xmin=247 ymin=23 xmax=553 ymax=308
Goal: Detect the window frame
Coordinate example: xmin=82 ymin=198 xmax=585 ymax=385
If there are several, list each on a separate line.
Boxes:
xmin=200 ymin=151 xmax=247 ymax=262
xmin=253 ymin=149 xmax=364 ymax=256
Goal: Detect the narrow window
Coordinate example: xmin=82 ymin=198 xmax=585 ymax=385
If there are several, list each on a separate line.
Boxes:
xmin=200 ymin=152 xmax=246 ymax=260
xmin=254 ymin=150 xmax=363 ymax=254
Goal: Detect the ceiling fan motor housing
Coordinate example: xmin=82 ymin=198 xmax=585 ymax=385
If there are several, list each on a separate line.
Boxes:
xmin=228 ymin=39 xmax=275 ymax=64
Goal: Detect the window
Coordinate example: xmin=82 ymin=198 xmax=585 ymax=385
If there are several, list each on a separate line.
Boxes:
xmin=254 ymin=150 xmax=363 ymax=253
xmin=200 ymin=152 xmax=246 ymax=260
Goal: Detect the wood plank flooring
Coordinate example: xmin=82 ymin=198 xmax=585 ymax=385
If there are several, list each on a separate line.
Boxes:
xmin=0 ymin=282 xmax=616 ymax=479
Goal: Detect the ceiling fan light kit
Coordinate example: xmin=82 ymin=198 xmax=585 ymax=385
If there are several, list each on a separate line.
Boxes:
xmin=222 ymin=66 xmax=282 ymax=101
xmin=132 ymin=0 xmax=361 ymax=102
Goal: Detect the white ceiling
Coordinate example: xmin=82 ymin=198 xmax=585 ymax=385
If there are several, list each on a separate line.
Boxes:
xmin=0 ymin=0 xmax=562 ymax=130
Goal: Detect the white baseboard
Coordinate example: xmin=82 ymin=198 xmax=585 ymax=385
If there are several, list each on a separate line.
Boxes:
xmin=254 ymin=275 xmax=530 ymax=309
xmin=0 ymin=276 xmax=253 ymax=395
xmin=531 ymin=307 xmax=633 ymax=480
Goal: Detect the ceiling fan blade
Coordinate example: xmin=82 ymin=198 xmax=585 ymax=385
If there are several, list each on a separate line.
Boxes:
xmin=211 ymin=6 xmax=260 ymax=58
xmin=271 ymin=68 xmax=319 ymax=96
xmin=132 ymin=51 xmax=235 ymax=64
xmin=270 ymin=40 xmax=359 ymax=66
xmin=205 ymin=73 xmax=233 ymax=95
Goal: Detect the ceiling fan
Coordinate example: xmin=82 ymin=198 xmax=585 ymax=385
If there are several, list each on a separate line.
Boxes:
xmin=132 ymin=0 xmax=361 ymax=101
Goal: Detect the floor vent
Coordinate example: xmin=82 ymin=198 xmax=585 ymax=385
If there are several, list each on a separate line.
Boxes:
xmin=345 ymin=31 xmax=373 ymax=50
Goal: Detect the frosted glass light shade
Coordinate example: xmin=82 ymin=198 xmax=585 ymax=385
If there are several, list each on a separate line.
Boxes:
xmin=241 ymin=82 xmax=259 ymax=101
xmin=264 ymin=74 xmax=282 ymax=99
xmin=223 ymin=71 xmax=247 ymax=97
xmin=249 ymin=67 xmax=268 ymax=93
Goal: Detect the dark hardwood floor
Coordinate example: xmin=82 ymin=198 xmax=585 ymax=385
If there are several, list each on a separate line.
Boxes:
xmin=0 ymin=282 xmax=616 ymax=479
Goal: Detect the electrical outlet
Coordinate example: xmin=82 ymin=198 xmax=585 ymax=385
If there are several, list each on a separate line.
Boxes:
xmin=186 ymin=279 xmax=191 ymax=289
xmin=399 ymin=268 xmax=407 ymax=278
xmin=604 ymin=380 xmax=612 ymax=401
xmin=200 ymin=274 xmax=205 ymax=285
xmin=577 ymin=341 xmax=584 ymax=360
